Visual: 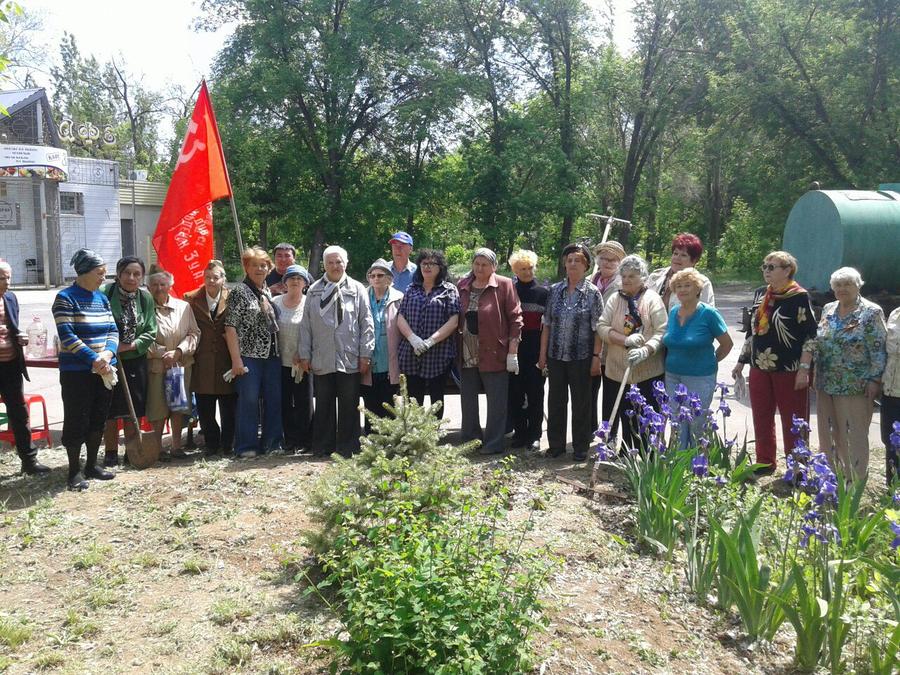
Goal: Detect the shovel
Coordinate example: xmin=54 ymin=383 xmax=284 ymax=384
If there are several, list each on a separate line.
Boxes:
xmin=117 ymin=360 xmax=161 ymax=468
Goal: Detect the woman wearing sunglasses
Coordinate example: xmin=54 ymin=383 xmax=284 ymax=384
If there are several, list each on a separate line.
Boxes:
xmin=732 ymin=251 xmax=817 ymax=475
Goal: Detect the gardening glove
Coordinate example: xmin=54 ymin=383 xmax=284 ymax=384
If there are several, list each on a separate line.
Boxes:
xmin=223 ymin=369 xmax=235 ymax=383
xmin=420 ymin=337 xmax=435 ymax=354
xmin=506 ymin=353 xmax=519 ymax=375
xmin=291 ymin=364 xmax=305 ymax=384
xmin=100 ymin=368 xmax=118 ymax=390
xmin=627 ymin=347 xmax=651 ymax=366
xmin=407 ymin=333 xmax=427 ymax=355
xmin=624 ymin=333 xmax=645 ymax=349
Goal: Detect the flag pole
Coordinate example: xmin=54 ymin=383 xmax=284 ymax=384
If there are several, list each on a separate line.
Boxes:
xmin=202 ymin=79 xmax=244 ymax=253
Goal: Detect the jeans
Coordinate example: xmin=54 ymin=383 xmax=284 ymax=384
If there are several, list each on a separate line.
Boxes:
xmin=665 ymin=372 xmax=717 ymax=449
xmin=233 ymin=355 xmax=283 ymax=456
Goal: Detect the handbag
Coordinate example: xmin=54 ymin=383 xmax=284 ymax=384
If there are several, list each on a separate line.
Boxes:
xmin=164 ymin=365 xmax=191 ymax=413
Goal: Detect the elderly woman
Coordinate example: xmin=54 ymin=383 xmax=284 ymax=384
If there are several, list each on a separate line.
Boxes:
xmin=299 ymin=245 xmax=373 ymax=457
xmin=597 ymin=254 xmax=668 ymax=450
xmin=732 ymin=251 xmax=817 ymax=475
xmin=52 ymin=249 xmax=119 ymax=490
xmin=224 ymin=246 xmax=284 ymax=458
xmin=145 ymin=267 xmax=200 ymax=456
xmin=883 ymin=306 xmax=900 ymax=485
xmin=458 ymin=248 xmax=523 ymax=455
xmin=537 ymin=243 xmax=603 ymax=460
xmin=589 ymin=240 xmax=626 ymax=432
xmin=185 ymin=260 xmax=236 ymax=457
xmin=100 ymin=257 xmax=157 ymax=467
xmin=273 ymin=264 xmax=314 ymax=452
xmin=397 ymin=249 xmax=459 ymax=413
xmin=507 ymin=250 xmax=548 ymax=450
xmin=648 ymin=233 xmax=715 ymax=309
xmin=663 ymin=268 xmax=733 ymax=447
xmin=800 ymin=267 xmax=885 ymax=482
xmin=361 ymin=258 xmax=403 ymax=432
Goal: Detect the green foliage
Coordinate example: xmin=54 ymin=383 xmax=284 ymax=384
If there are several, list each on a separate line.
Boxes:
xmin=0 ymin=614 xmax=31 ymax=647
xmin=717 ymin=198 xmax=778 ymax=275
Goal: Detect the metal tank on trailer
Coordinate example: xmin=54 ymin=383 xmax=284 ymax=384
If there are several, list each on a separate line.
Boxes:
xmin=782 ymin=186 xmax=900 ymax=293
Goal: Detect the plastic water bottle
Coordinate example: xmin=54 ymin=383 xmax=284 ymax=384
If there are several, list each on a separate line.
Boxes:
xmin=26 ymin=315 xmax=47 ymax=358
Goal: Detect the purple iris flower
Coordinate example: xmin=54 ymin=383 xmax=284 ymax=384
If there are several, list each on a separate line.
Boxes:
xmin=674 ymin=384 xmax=689 ymax=405
xmin=891 ymin=521 xmax=900 ymax=551
xmin=594 ymin=442 xmax=615 ymax=462
xmin=718 ymin=398 xmax=732 ymax=418
xmin=698 ymin=437 xmax=710 ymax=450
xmin=714 ymin=475 xmax=727 ymax=487
xmin=652 ymin=380 xmax=669 ymax=406
xmin=791 ymin=415 xmax=811 ymax=438
xmin=716 ymin=382 xmax=730 ymax=397
xmin=890 ymin=421 xmax=900 ymax=449
xmin=692 ymin=454 xmax=709 ymax=478
xmin=594 ymin=421 xmax=611 ymax=441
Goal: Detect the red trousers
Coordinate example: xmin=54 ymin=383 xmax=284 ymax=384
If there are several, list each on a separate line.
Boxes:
xmin=749 ymin=368 xmax=810 ymax=467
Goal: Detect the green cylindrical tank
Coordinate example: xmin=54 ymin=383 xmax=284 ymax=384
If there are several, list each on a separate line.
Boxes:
xmin=782 ymin=189 xmax=900 ymax=291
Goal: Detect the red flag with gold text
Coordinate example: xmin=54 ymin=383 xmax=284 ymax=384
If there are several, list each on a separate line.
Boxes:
xmin=152 ymin=81 xmax=231 ymax=297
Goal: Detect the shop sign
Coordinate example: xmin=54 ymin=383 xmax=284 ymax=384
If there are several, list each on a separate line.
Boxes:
xmin=0 ymin=144 xmax=69 ymax=181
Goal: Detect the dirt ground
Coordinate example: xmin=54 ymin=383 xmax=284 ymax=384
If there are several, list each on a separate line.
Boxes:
xmin=0 ymin=442 xmax=829 ymax=675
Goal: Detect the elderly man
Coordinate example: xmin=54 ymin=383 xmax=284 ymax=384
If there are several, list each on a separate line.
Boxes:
xmin=389 ymin=231 xmax=417 ymax=293
xmin=299 ymin=245 xmax=374 ymax=457
xmin=0 ymin=262 xmax=50 ymax=475
xmin=265 ymin=242 xmax=296 ymax=296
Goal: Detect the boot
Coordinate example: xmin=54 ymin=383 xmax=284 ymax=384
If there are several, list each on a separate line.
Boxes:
xmin=84 ymin=439 xmax=115 ymax=481
xmin=20 ymin=450 xmax=51 ymax=475
xmin=66 ymin=446 xmax=88 ymax=491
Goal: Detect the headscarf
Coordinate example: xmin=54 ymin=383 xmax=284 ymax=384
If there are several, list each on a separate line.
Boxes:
xmin=593 ymin=240 xmax=626 ymax=260
xmin=754 ymin=280 xmax=806 ymax=336
xmin=472 ymin=247 xmax=497 ymax=268
xmin=70 ymin=249 xmax=104 ymax=275
xmin=114 ymin=257 xmax=145 ymax=344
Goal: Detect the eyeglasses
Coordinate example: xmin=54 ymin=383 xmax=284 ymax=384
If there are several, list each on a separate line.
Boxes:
xmin=368 ymin=272 xmax=387 ymax=279
xmin=420 ymin=261 xmax=438 ymax=268
xmin=760 ymin=263 xmax=787 ymax=272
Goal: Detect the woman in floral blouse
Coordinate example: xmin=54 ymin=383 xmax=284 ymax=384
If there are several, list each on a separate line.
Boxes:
xmin=801 ymin=267 xmax=886 ymax=483
xmin=732 ymin=251 xmax=816 ymax=475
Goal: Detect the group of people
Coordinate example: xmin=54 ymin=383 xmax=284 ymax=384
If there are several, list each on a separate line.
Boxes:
xmin=1 ymin=229 xmax=898 ymax=491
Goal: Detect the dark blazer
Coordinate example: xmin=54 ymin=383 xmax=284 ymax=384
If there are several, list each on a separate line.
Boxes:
xmin=1 ymin=291 xmax=29 ymax=381
xmin=184 ymin=286 xmax=235 ymax=396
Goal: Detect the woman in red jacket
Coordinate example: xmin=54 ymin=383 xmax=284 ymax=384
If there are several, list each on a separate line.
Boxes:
xmin=457 ymin=248 xmax=523 ymax=454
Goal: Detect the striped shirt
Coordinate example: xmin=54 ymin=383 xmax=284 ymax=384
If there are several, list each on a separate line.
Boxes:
xmin=52 ymin=284 xmax=119 ymax=372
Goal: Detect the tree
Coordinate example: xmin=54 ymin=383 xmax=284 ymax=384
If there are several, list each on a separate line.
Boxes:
xmin=0 ymin=2 xmax=43 ymax=88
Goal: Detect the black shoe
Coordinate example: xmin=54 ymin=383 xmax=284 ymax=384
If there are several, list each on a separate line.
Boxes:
xmin=203 ymin=445 xmax=220 ymax=457
xmin=526 ymin=440 xmax=541 ymax=451
xmin=103 ymin=453 xmax=119 ymax=468
xmin=68 ymin=473 xmax=89 ymax=491
xmin=753 ymin=464 xmax=776 ymax=477
xmin=21 ymin=458 xmax=51 ymax=475
xmin=510 ymin=435 xmax=528 ymax=449
xmin=573 ymin=449 xmax=588 ymax=461
xmin=84 ymin=465 xmax=115 ymax=480
xmin=548 ymin=447 xmax=566 ymax=458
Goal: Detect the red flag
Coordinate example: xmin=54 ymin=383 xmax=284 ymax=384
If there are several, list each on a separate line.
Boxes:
xmin=153 ymin=81 xmax=231 ymax=297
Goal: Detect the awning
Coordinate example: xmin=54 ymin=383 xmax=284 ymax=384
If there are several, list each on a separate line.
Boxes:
xmin=0 ymin=144 xmax=68 ymax=180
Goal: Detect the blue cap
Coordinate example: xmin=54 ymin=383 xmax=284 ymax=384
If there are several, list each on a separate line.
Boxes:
xmin=282 ymin=264 xmax=312 ymax=285
xmin=389 ymin=231 xmax=413 ymax=246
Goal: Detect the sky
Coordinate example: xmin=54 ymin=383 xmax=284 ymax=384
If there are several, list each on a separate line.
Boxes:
xmin=21 ymin=0 xmax=636 ymax=95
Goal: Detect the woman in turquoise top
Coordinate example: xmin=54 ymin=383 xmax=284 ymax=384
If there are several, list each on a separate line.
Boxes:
xmin=663 ymin=268 xmax=733 ymax=447
xmin=801 ymin=267 xmax=886 ymax=483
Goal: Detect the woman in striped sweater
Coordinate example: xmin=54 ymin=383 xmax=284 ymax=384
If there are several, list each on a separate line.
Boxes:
xmin=52 ymin=249 xmax=120 ymax=491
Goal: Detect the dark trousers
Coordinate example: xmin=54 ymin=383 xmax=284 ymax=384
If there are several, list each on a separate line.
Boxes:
xmin=313 ymin=371 xmax=361 ymax=456
xmin=460 ymin=367 xmax=508 ymax=453
xmin=406 ymin=373 xmax=446 ymax=415
xmin=0 ymin=360 xmax=34 ymax=459
xmin=195 ymin=393 xmax=237 ymax=451
xmin=507 ymin=359 xmax=545 ymax=443
xmin=547 ymin=357 xmax=593 ymax=454
xmin=880 ymin=394 xmax=900 ymax=486
xmin=281 ymin=366 xmax=313 ymax=448
xmin=362 ymin=372 xmax=398 ymax=434
xmin=61 ymin=370 xmax=113 ymax=476
xmin=603 ymin=373 xmax=662 ymax=451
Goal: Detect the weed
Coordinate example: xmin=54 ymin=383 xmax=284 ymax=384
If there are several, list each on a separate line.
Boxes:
xmin=33 ymin=651 xmax=66 ymax=670
xmin=182 ymin=558 xmax=209 ymax=575
xmin=87 ymin=587 xmax=118 ymax=610
xmin=63 ymin=609 xmax=99 ymax=639
xmin=209 ymin=598 xmax=252 ymax=626
xmin=171 ymin=506 xmax=194 ymax=528
xmin=151 ymin=620 xmax=178 ymax=637
xmin=243 ymin=614 xmax=307 ymax=648
xmin=213 ymin=638 xmax=252 ymax=667
xmin=72 ymin=542 xmax=112 ymax=570
xmin=132 ymin=551 xmax=161 ymax=568
xmin=0 ymin=614 xmax=32 ymax=647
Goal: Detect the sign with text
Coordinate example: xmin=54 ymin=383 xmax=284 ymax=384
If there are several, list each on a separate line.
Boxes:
xmin=0 ymin=144 xmax=69 ymax=180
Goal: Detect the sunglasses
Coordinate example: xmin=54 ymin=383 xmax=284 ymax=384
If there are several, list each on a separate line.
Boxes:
xmin=760 ymin=263 xmax=787 ymax=272
xmin=368 ymin=272 xmax=387 ymax=279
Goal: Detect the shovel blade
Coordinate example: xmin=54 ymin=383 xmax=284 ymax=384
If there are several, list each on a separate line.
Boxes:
xmin=124 ymin=431 xmax=161 ymax=469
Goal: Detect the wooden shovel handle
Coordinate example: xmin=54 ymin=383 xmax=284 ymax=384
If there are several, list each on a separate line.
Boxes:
xmin=116 ymin=360 xmax=141 ymax=429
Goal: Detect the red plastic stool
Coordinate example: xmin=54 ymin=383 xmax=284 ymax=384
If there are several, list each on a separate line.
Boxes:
xmin=0 ymin=394 xmax=52 ymax=447
xmin=117 ymin=417 xmax=168 ymax=433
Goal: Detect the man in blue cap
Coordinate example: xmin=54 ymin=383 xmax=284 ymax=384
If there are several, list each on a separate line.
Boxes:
xmin=389 ymin=231 xmax=417 ymax=293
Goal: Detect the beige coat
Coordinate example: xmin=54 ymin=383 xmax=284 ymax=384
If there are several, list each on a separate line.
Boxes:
xmin=148 ymin=296 xmax=200 ymax=374
xmin=184 ymin=286 xmax=234 ymax=396
xmin=596 ymin=288 xmax=668 ymax=383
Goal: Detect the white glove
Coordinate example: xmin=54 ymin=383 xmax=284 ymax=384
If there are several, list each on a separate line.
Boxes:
xmin=627 ymin=347 xmax=651 ymax=366
xmin=506 ymin=353 xmax=519 ymax=375
xmin=100 ymin=368 xmax=118 ymax=390
xmin=291 ymin=364 xmax=305 ymax=383
xmin=407 ymin=334 xmax=427 ymax=355
xmin=624 ymin=333 xmax=645 ymax=349
xmin=223 ymin=369 xmax=234 ymax=383
xmin=420 ymin=337 xmax=435 ymax=354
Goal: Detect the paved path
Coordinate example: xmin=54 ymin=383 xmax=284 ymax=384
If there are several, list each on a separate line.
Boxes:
xmin=3 ymin=284 xmax=887 ymax=459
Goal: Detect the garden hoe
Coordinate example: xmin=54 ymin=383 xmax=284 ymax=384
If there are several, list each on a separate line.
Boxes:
xmin=589 ymin=363 xmax=631 ymax=490
xmin=117 ymin=361 xmax=161 ymax=468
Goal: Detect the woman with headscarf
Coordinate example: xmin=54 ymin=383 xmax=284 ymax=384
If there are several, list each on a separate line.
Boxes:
xmin=361 ymin=258 xmax=404 ymax=432
xmin=299 ymin=245 xmax=374 ymax=457
xmin=457 ymin=248 xmax=523 ymax=455
xmin=224 ymin=246 xmax=284 ymax=458
xmin=732 ymin=251 xmax=816 ymax=475
xmin=100 ymin=256 xmax=157 ymax=467
xmin=647 ymin=233 xmax=715 ymax=309
xmin=596 ymin=254 xmax=668 ymax=450
xmin=589 ymin=240 xmax=626 ymax=433
xmin=145 ymin=267 xmax=200 ymax=457
xmin=273 ymin=264 xmax=314 ymax=452
xmin=185 ymin=260 xmax=236 ymax=457
xmin=538 ymin=243 xmax=603 ymax=460
xmin=397 ymin=249 xmax=459 ymax=413
xmin=52 ymin=249 xmax=120 ymax=490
